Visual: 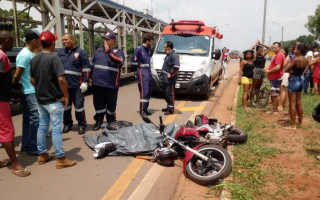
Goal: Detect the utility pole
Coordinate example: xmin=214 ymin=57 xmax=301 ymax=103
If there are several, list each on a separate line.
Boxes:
xmin=262 ymin=0 xmax=267 ymax=44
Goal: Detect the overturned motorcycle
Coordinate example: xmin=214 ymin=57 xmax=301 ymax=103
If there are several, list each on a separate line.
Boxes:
xmin=177 ymin=114 xmax=248 ymax=148
xmin=143 ymin=116 xmax=232 ymax=186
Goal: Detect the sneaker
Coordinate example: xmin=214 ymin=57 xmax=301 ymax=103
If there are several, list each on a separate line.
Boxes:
xmin=161 ymin=108 xmax=168 ymax=112
xmin=63 ymin=124 xmax=72 ymax=133
xmin=93 ymin=121 xmax=103 ymax=131
xmin=78 ymin=126 xmax=86 ymax=135
xmin=164 ymin=110 xmax=174 ymax=115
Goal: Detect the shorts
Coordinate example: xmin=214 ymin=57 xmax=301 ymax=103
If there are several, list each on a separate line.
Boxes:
xmin=281 ymin=72 xmax=289 ymax=87
xmin=288 ymin=76 xmax=303 ymax=93
xmin=313 ymin=77 xmax=320 ymax=84
xmin=253 ymin=68 xmax=265 ymax=80
xmin=0 ymin=102 xmax=15 ymax=142
xmin=269 ymin=79 xmax=282 ymax=96
xmin=241 ymin=76 xmax=252 ymax=85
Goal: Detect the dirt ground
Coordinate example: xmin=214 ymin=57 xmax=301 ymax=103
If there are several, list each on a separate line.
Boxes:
xmin=173 ymin=60 xmax=320 ymax=200
xmin=258 ymin=110 xmax=320 ymax=200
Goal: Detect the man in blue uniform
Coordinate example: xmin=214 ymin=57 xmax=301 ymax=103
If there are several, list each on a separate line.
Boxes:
xmin=159 ymin=41 xmax=180 ymax=115
xmin=92 ymin=32 xmax=125 ymax=130
xmin=131 ymin=34 xmax=154 ymax=117
xmin=57 ymin=33 xmax=90 ymax=134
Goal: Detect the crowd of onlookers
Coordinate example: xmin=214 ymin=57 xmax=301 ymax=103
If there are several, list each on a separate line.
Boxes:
xmin=0 ymin=27 xmax=181 ymax=177
xmin=238 ymin=40 xmax=320 ymax=160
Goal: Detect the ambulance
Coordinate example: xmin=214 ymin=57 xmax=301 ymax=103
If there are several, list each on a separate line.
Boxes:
xmin=151 ymin=20 xmax=223 ymax=99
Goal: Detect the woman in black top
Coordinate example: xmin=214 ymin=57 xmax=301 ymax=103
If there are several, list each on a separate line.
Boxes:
xmin=249 ymin=40 xmax=270 ymax=96
xmin=284 ymin=43 xmax=308 ymax=129
xmin=239 ymin=50 xmax=255 ymax=111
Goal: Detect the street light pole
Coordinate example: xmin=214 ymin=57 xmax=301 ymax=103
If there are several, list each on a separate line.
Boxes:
xmin=272 ymin=21 xmax=294 ymax=46
xmin=262 ymin=0 xmax=267 ymax=44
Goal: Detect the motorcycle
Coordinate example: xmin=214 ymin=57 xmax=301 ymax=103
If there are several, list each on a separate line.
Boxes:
xmin=142 ymin=116 xmax=232 ymax=186
xmin=175 ymin=114 xmax=247 ymax=149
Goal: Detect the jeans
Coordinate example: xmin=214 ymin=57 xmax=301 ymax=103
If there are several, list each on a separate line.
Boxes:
xmin=21 ymin=93 xmax=39 ymax=153
xmin=303 ymin=68 xmax=312 ymax=94
xmin=37 ymin=101 xmax=65 ymax=158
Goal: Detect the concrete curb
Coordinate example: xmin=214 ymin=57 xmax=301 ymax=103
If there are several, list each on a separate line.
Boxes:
xmin=220 ymin=84 xmax=240 ymax=200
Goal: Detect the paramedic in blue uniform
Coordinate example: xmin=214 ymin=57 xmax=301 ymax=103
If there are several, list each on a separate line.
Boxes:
xmin=131 ymin=34 xmax=154 ymax=117
xmin=159 ymin=41 xmax=180 ymax=115
xmin=57 ymin=33 xmax=90 ymax=135
xmin=92 ymin=32 xmax=125 ymax=130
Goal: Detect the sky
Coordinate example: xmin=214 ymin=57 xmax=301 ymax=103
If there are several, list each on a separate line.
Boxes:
xmin=1 ymin=0 xmax=319 ymax=51
xmin=114 ymin=0 xmax=319 ymax=51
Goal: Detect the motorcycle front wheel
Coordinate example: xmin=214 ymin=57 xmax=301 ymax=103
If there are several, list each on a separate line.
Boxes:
xmin=186 ymin=144 xmax=232 ymax=186
xmin=227 ymin=126 xmax=247 ymax=144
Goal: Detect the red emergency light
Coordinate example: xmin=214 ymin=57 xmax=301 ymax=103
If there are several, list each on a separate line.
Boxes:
xmin=215 ymin=32 xmax=220 ymax=37
xmin=170 ymin=20 xmax=205 ymax=32
xmin=219 ymin=34 xmax=223 ymax=39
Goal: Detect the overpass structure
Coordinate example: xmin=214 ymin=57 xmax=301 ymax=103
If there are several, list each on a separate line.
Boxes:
xmin=4 ymin=0 xmax=168 ymax=76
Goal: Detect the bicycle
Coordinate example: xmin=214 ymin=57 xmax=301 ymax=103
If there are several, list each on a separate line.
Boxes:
xmin=251 ymin=78 xmax=271 ymax=108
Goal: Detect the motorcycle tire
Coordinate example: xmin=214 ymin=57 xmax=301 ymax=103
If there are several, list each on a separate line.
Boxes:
xmin=186 ymin=144 xmax=232 ymax=186
xmin=251 ymin=89 xmax=269 ymax=108
xmin=227 ymin=126 xmax=247 ymax=144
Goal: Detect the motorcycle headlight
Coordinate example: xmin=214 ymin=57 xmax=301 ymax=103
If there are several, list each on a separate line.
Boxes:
xmin=192 ymin=60 xmax=207 ymax=78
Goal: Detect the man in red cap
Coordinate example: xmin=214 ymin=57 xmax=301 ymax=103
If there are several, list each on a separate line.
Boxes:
xmin=30 ymin=31 xmax=77 ymax=169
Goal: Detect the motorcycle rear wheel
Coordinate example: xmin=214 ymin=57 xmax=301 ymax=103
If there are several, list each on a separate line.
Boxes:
xmin=186 ymin=144 xmax=232 ymax=186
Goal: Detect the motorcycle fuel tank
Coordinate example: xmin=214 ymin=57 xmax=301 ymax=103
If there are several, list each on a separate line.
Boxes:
xmin=175 ymin=126 xmax=200 ymax=140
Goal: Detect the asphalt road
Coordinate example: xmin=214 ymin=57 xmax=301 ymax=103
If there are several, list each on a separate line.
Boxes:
xmin=0 ymin=70 xmax=220 ymax=200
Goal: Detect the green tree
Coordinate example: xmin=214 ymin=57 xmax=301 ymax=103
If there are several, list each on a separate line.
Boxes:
xmin=306 ymin=4 xmax=320 ymax=39
xmin=0 ymin=8 xmax=37 ymax=46
xmin=282 ymin=35 xmax=317 ymax=50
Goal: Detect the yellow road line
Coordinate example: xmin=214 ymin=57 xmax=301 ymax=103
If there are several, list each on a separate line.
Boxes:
xmin=179 ymin=106 xmax=204 ymax=112
xmin=101 ymin=156 xmax=147 ymax=200
xmin=101 ymin=101 xmax=186 ymax=200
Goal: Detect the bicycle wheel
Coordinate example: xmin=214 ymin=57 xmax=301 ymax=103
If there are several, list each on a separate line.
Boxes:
xmin=251 ymin=89 xmax=269 ymax=108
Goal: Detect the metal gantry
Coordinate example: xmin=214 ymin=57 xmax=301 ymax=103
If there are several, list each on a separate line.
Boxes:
xmin=6 ymin=0 xmax=167 ymax=76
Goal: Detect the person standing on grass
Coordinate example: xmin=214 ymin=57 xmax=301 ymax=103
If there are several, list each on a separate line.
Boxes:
xmin=284 ymin=43 xmax=308 ymax=129
xmin=264 ymin=42 xmax=285 ymax=115
xmin=0 ymin=30 xmax=31 ymax=177
xmin=249 ymin=40 xmax=270 ymax=97
xmin=238 ymin=50 xmax=254 ymax=111
xmin=310 ymin=52 xmax=320 ymax=95
xmin=278 ymin=47 xmax=289 ymax=111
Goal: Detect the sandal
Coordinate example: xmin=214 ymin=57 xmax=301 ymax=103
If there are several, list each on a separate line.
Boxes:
xmin=278 ymin=116 xmax=290 ymax=121
xmin=11 ymin=168 xmax=31 ymax=177
xmin=0 ymin=159 xmax=9 ymax=168
xmin=283 ymin=126 xmax=296 ymax=130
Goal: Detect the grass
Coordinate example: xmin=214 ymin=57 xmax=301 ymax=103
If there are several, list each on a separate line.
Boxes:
xmin=211 ymin=88 xmax=320 ymax=200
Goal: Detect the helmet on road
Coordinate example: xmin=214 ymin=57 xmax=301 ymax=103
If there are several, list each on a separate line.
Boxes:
xmin=154 ymin=147 xmax=177 ymax=166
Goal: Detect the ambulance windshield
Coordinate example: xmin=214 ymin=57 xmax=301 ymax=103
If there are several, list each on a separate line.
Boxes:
xmin=156 ymin=35 xmax=210 ymax=56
